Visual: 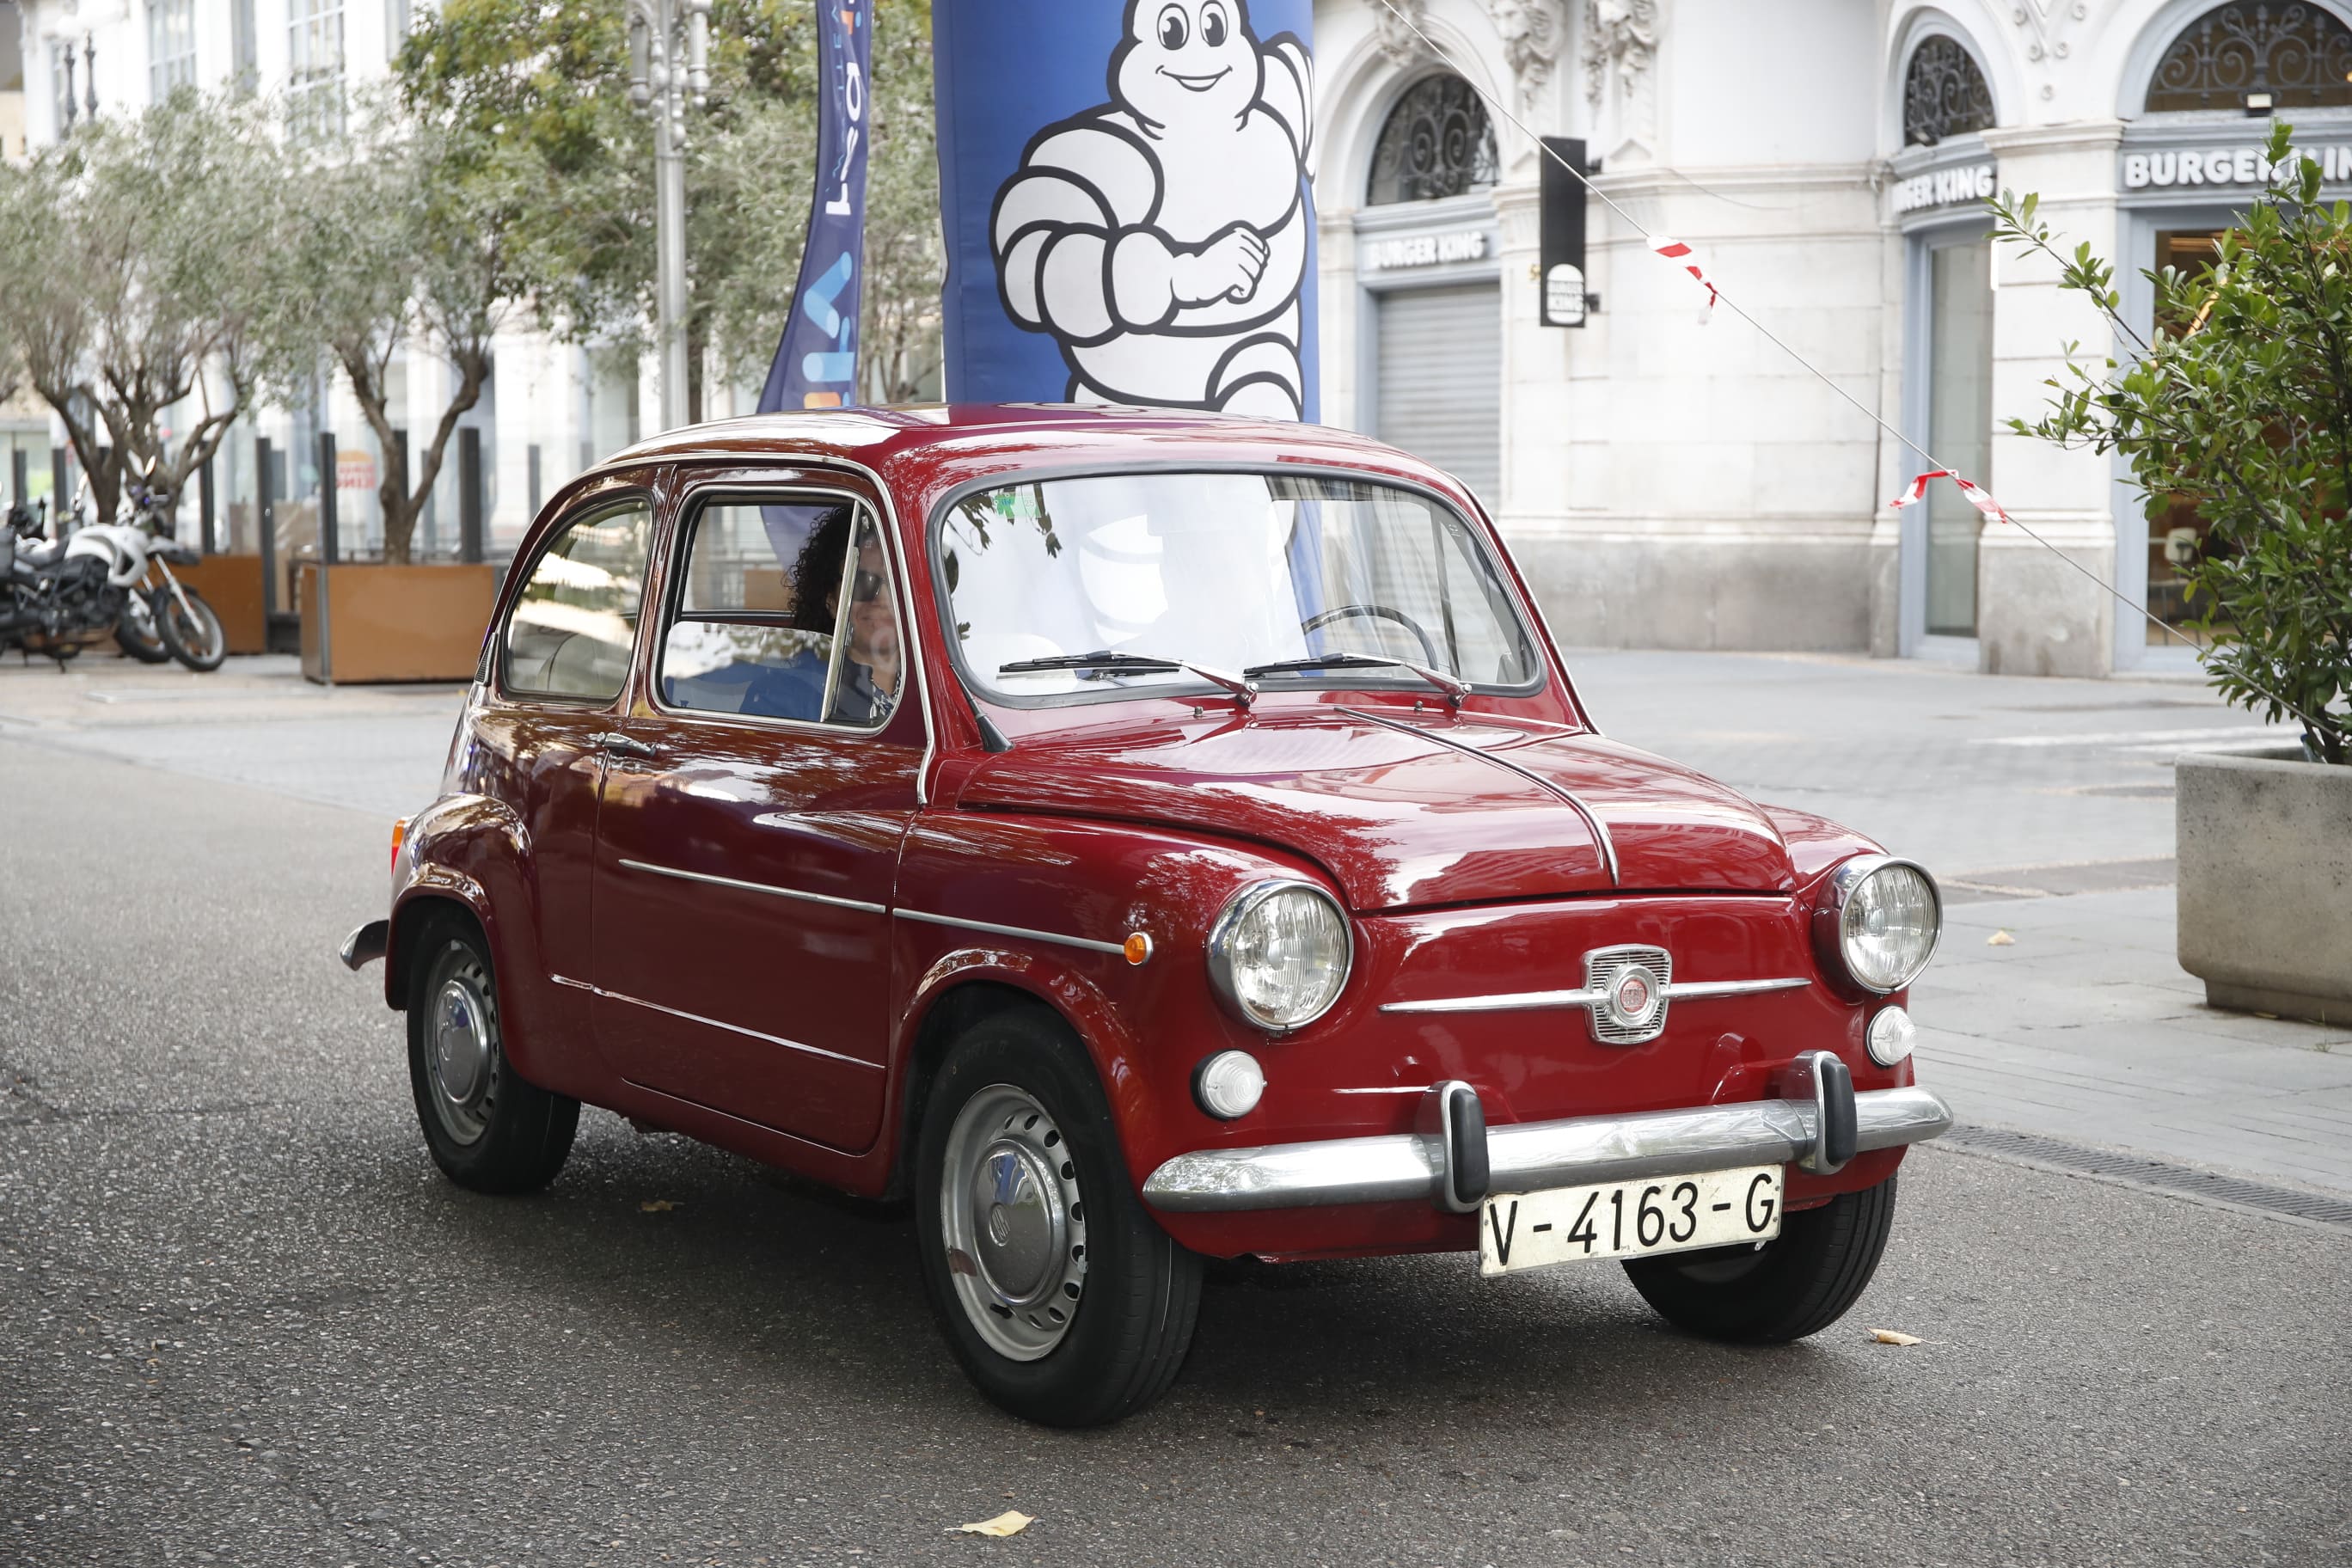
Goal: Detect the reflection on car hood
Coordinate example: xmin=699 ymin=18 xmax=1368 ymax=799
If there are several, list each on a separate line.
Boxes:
xmin=955 ymin=710 xmax=1797 ymax=910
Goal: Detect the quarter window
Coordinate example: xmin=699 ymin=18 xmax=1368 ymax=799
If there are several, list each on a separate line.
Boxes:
xmin=658 ymin=498 xmax=905 ymax=728
xmin=502 ymin=498 xmax=652 ymax=702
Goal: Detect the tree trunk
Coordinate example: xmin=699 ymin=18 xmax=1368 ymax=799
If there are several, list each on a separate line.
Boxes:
xmin=340 ymin=347 xmax=414 ymax=567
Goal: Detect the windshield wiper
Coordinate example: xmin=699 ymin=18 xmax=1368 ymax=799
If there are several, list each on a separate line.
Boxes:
xmin=1242 ymin=652 xmax=1469 ymax=707
xmin=997 ymin=650 xmax=1258 ymax=707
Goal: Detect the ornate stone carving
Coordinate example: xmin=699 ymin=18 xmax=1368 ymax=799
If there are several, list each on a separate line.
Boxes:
xmin=1488 ymin=0 xmax=1562 ymax=112
xmin=1375 ymin=0 xmax=1432 ymax=67
xmin=1583 ymin=0 xmax=1657 ymax=108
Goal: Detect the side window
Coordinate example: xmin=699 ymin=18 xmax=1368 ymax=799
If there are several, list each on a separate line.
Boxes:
xmin=658 ymin=498 xmax=905 ymax=728
xmin=503 ymin=498 xmax=652 ymax=702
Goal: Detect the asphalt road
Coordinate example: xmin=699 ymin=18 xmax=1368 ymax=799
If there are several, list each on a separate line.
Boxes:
xmin=3 ymin=737 xmax=2349 ymax=1568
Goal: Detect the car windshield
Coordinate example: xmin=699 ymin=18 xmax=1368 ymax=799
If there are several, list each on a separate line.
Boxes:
xmin=937 ymin=471 xmax=1541 ymax=703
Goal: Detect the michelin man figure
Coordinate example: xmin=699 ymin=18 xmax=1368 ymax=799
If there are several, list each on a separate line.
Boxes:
xmin=991 ymin=0 xmax=1314 ymax=417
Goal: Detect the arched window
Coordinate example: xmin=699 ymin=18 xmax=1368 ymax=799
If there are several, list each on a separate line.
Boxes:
xmin=1366 ymin=75 xmax=1498 ymax=205
xmin=1903 ymin=36 xmax=1995 ymax=146
xmin=2145 ymin=3 xmax=2352 ymax=112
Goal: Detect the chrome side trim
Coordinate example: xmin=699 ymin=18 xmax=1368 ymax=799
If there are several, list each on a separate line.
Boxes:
xmin=1381 ymin=975 xmax=1810 ymax=1015
xmin=1336 ymin=706 xmax=1620 ymax=885
xmin=892 ymin=908 xmax=1127 ymax=956
xmin=548 ymin=972 xmax=884 ymax=1071
xmin=616 ymin=858 xmax=887 ymax=915
xmin=1140 ymin=1086 xmax=1953 ymax=1213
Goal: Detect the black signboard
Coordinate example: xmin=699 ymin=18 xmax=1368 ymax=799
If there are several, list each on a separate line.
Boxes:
xmin=1540 ymin=136 xmax=1593 ymax=328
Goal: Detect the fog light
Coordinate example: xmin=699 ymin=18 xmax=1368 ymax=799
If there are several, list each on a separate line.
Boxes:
xmin=1867 ymin=1005 xmax=1917 ymax=1068
xmin=1194 ymin=1050 xmax=1265 ymax=1119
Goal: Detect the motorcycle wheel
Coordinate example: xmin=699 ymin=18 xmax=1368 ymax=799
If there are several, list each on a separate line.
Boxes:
xmin=116 ymin=592 xmax=175 ymax=664
xmin=157 ymin=589 xmax=228 ymax=672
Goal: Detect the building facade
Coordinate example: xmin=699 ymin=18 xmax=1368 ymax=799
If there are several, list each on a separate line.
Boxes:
xmin=1314 ymin=0 xmax=2352 ymax=676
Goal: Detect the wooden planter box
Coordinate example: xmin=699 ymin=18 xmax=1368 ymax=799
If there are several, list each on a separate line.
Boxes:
xmin=171 ymin=554 xmax=269 ymax=655
xmin=298 ymin=562 xmax=497 ymax=685
xmin=2177 ymin=749 xmax=2352 ymax=1025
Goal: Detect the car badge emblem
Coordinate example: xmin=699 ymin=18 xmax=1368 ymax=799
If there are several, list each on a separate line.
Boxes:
xmin=1583 ymin=945 xmax=1674 ymax=1045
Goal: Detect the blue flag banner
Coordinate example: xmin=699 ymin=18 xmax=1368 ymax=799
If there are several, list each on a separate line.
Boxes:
xmin=760 ymin=0 xmax=872 ymax=413
xmin=934 ymin=0 xmax=1318 ymax=420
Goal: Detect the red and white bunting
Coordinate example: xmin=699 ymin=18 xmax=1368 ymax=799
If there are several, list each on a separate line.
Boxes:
xmin=1886 ymin=469 xmax=2012 ymax=526
xmin=1649 ymin=236 xmax=1717 ymax=307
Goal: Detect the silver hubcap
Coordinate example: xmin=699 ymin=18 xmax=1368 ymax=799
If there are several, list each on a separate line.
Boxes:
xmin=427 ymin=964 xmax=498 ymax=1144
xmin=940 ymin=1085 xmax=1087 ymax=1361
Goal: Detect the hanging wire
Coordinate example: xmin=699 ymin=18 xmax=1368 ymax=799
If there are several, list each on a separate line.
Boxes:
xmin=1367 ymin=0 xmax=2337 ymax=739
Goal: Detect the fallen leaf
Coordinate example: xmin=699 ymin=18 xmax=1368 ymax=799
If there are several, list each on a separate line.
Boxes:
xmin=951 ymin=1511 xmax=1033 ymax=1538
xmin=1986 ymin=930 xmax=2015 ymax=946
xmin=1869 ymin=1328 xmax=1925 ymax=1346
xmin=640 ymin=1199 xmax=679 ymax=1212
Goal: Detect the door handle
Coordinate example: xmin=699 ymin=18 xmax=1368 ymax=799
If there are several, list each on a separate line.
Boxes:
xmin=597 ymin=732 xmax=660 ymax=762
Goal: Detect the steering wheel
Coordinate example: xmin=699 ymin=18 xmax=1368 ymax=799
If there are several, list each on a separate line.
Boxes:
xmin=1301 ymin=603 xmax=1442 ymax=669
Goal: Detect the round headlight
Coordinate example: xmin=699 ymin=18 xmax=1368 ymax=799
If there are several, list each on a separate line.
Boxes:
xmin=1207 ymin=880 xmax=1351 ymax=1032
xmin=1816 ymin=856 xmax=1942 ymax=994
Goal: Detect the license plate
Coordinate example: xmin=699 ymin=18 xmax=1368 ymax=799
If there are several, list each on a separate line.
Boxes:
xmin=1478 ymin=1165 xmax=1784 ymax=1277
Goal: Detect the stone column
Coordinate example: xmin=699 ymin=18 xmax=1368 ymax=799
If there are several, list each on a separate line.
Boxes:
xmin=1977 ymin=121 xmax=2125 ymax=678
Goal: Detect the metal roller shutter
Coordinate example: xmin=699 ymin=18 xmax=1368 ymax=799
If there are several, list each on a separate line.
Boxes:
xmin=1375 ymin=283 xmax=1502 ymax=506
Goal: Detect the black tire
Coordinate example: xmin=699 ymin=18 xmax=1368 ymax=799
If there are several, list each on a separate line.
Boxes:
xmin=405 ymin=919 xmax=579 ymax=1194
xmin=115 ymin=592 xmax=175 ymax=663
xmin=1623 ymin=1173 xmax=1898 ymax=1343
xmin=913 ymin=1007 xmax=1202 ymax=1427
xmin=156 ymin=588 xmax=227 ymax=671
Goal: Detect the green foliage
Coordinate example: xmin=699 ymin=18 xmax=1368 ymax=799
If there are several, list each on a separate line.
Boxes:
xmin=396 ymin=0 xmax=941 ymax=402
xmin=1992 ymin=122 xmax=2352 ymax=764
xmin=0 ymin=93 xmax=290 ymax=523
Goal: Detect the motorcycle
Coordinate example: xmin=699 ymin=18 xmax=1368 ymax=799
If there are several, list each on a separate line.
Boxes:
xmin=3 ymin=482 xmax=228 ymax=672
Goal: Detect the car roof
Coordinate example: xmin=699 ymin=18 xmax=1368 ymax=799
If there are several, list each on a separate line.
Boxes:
xmin=591 ymin=403 xmax=1479 ymax=517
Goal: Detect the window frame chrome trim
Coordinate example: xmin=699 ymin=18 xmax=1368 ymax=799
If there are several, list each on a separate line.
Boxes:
xmin=495 ymin=487 xmax=660 ymax=709
xmin=615 ymin=858 xmax=887 ymax=915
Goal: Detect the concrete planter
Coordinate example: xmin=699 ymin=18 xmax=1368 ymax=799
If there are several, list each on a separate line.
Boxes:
xmin=298 ymin=562 xmax=497 ymax=685
xmin=2177 ymin=749 xmax=2352 ymax=1024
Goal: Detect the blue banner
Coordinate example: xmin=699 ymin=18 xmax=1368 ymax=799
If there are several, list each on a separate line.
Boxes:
xmin=934 ymin=0 xmax=1318 ymax=420
xmin=760 ymin=0 xmax=872 ymax=413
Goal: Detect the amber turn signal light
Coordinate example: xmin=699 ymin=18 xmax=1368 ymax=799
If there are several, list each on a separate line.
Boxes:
xmin=1123 ymin=931 xmax=1154 ymax=965
xmin=390 ymin=817 xmax=409 ymax=873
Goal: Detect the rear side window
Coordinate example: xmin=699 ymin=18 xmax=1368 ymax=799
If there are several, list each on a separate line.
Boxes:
xmin=658 ymin=497 xmax=905 ymax=728
xmin=503 ymin=498 xmax=653 ymax=702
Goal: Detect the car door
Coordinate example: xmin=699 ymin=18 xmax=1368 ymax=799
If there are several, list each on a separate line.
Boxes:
xmin=589 ymin=476 xmax=922 ymax=1152
xmin=470 ymin=483 xmax=657 ymax=1062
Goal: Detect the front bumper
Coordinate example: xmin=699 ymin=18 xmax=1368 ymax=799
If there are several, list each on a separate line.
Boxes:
xmin=1141 ymin=1078 xmax=1952 ymax=1215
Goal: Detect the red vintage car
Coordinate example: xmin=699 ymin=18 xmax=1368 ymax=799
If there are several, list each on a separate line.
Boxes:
xmin=342 ymin=405 xmax=1951 ymax=1426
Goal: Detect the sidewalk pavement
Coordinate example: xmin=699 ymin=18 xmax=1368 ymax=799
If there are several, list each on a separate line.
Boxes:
xmin=4 ymin=646 xmax=2344 ymax=1195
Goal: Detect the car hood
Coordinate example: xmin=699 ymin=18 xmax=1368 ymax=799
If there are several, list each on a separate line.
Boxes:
xmin=955 ymin=710 xmax=1795 ymax=910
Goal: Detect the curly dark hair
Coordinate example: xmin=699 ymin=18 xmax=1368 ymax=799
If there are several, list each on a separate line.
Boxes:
xmin=787 ymin=505 xmax=854 ymax=632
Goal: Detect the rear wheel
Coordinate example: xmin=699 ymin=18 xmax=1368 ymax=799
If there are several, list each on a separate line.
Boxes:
xmin=914 ymin=1008 xmax=1202 ymax=1426
xmin=405 ymin=921 xmax=579 ymax=1194
xmin=1623 ymin=1173 xmax=1898 ymax=1343
xmin=156 ymin=588 xmax=227 ymax=671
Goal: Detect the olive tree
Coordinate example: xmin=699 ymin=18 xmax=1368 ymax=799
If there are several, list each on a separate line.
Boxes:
xmin=278 ymin=106 xmax=522 ymax=565
xmin=1993 ymin=120 xmax=2352 ymax=764
xmin=0 ymin=95 xmax=286 ymax=524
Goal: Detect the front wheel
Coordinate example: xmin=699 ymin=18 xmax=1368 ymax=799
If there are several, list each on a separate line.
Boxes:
xmin=1623 ymin=1173 xmax=1898 ymax=1343
xmin=914 ymin=1008 xmax=1202 ymax=1426
xmin=156 ymin=588 xmax=227 ymax=671
xmin=115 ymin=592 xmax=175 ymax=663
xmin=405 ymin=920 xmax=579 ymax=1194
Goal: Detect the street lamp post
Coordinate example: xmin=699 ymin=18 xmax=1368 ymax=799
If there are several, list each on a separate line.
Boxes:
xmin=627 ymin=0 xmax=713 ymax=432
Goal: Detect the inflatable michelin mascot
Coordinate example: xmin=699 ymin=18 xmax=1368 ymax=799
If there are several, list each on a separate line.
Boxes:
xmin=987 ymin=1 xmax=1315 ymax=417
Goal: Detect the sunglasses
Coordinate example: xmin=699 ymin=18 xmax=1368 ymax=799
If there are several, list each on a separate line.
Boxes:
xmin=852 ymin=569 xmax=887 ymax=603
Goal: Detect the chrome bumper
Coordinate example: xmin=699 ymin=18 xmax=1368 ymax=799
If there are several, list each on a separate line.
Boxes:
xmin=1140 ymin=1083 xmax=1953 ymax=1215
xmin=340 ymin=919 xmax=389 ymax=971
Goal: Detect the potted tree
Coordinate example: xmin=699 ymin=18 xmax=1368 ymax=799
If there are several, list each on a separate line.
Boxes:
xmin=279 ymin=105 xmax=517 ymax=683
xmin=1995 ymin=124 xmax=2351 ymax=1023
